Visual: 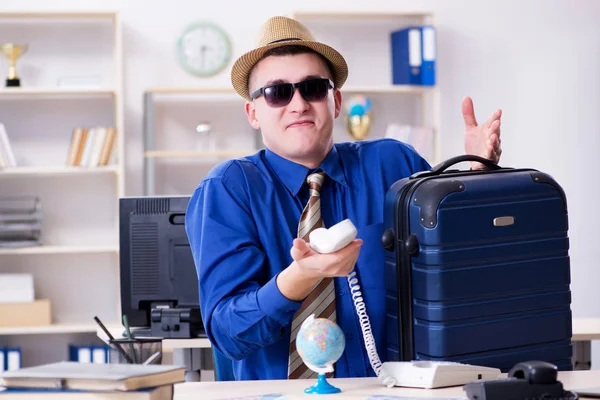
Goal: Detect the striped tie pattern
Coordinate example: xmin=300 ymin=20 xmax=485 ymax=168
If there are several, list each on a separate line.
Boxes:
xmin=288 ymin=172 xmax=337 ymax=379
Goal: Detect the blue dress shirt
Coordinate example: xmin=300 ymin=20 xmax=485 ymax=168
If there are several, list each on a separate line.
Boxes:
xmin=185 ymin=138 xmax=430 ymax=380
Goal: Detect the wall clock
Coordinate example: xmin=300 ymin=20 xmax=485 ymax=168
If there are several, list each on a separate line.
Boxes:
xmin=177 ymin=21 xmax=232 ymax=77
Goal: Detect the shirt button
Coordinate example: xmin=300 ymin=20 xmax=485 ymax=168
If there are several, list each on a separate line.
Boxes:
xmin=337 ymin=289 xmax=344 ymax=296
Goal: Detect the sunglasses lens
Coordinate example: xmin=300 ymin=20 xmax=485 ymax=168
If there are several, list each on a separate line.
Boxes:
xmin=264 ymin=84 xmax=294 ymax=107
xmin=299 ymin=79 xmax=330 ymax=102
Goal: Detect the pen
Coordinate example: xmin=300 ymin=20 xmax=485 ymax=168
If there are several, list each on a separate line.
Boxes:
xmin=94 ymin=316 xmax=134 ymax=364
xmin=122 ymin=314 xmax=137 ymax=363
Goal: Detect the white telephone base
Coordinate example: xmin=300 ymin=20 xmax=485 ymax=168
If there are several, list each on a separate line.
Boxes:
xmin=381 ymin=360 xmax=502 ymax=389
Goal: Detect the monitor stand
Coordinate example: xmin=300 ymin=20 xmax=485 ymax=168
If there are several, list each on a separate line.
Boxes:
xmin=150 ymin=307 xmax=205 ymax=339
xmin=130 ymin=327 xmax=153 ymax=338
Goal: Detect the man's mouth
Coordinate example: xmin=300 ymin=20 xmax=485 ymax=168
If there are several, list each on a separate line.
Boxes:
xmin=287 ymin=120 xmax=314 ymax=129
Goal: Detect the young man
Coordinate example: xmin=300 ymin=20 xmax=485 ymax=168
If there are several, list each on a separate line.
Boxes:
xmin=185 ymin=16 xmax=502 ymax=381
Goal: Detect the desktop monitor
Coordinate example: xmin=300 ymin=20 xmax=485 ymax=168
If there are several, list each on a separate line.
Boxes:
xmin=119 ymin=195 xmax=204 ymax=338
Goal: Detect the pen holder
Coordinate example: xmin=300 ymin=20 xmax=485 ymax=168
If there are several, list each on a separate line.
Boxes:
xmin=109 ymin=338 xmax=162 ymax=365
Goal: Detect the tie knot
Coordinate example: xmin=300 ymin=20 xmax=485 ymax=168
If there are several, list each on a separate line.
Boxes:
xmin=306 ymin=172 xmax=326 ymax=195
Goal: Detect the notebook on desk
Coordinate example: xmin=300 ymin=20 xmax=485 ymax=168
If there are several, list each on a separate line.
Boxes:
xmin=0 ymin=362 xmax=185 ymax=392
xmin=0 ymin=385 xmax=173 ymax=399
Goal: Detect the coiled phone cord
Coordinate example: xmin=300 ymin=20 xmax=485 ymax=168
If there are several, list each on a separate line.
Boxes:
xmin=347 ymin=270 xmax=397 ymax=387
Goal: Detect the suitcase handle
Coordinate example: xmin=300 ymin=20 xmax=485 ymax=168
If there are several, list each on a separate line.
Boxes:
xmin=429 ymin=155 xmax=501 ymax=175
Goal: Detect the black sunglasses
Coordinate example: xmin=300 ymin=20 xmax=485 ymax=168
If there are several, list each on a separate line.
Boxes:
xmin=250 ymin=78 xmax=335 ymax=108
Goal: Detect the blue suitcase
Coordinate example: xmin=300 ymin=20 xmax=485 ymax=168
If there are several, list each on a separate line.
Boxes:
xmin=382 ymin=155 xmax=573 ymax=371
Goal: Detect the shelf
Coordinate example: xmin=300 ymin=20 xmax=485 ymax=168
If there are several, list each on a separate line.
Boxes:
xmin=145 ymin=85 xmax=431 ymax=97
xmin=147 ymin=87 xmax=236 ymax=95
xmin=0 ymin=165 xmax=119 ymax=177
xmin=145 ymin=150 xmax=257 ymax=159
xmin=0 ymin=11 xmax=118 ymax=20
xmin=0 ymin=245 xmax=119 ymax=255
xmin=0 ymin=87 xmax=116 ymax=98
xmin=0 ymin=322 xmax=117 ymax=336
xmin=343 ymin=85 xmax=434 ymax=94
xmin=290 ymin=10 xmax=434 ymax=19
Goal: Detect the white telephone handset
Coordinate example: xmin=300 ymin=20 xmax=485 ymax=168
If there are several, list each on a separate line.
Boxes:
xmin=309 ymin=219 xmax=398 ymax=387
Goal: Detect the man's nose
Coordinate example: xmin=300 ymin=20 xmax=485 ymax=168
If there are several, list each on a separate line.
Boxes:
xmin=287 ymin=88 xmax=310 ymax=113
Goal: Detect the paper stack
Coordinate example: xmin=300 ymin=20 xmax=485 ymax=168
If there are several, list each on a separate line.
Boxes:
xmin=0 ymin=196 xmax=43 ymax=248
xmin=0 ymin=361 xmax=185 ymax=399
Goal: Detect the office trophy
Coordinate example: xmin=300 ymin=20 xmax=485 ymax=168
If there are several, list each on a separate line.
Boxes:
xmin=344 ymin=95 xmax=373 ymax=140
xmin=1 ymin=43 xmax=28 ymax=87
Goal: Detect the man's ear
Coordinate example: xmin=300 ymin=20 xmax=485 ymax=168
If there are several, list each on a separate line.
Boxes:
xmin=333 ymin=89 xmax=343 ymax=119
xmin=245 ymin=101 xmax=260 ymax=130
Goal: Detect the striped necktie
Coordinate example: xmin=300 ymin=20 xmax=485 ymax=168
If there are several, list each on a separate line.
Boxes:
xmin=288 ymin=171 xmax=337 ymax=379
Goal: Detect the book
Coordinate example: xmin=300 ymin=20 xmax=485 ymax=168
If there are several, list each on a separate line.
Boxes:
xmin=0 ymin=384 xmax=173 ymax=399
xmin=79 ymin=128 xmax=96 ymax=166
xmin=66 ymin=127 xmax=88 ymax=166
xmin=0 ymin=362 xmax=185 ymax=392
xmin=98 ymin=127 xmax=117 ymax=166
xmin=65 ymin=126 xmax=116 ymax=167
xmin=0 ymin=124 xmax=16 ymax=168
xmin=87 ymin=127 xmax=107 ymax=167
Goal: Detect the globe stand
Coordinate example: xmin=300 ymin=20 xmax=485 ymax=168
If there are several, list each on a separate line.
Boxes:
xmin=304 ymin=373 xmax=341 ymax=395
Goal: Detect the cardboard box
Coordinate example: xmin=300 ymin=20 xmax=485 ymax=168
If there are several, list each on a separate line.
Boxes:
xmin=0 ymin=299 xmax=51 ymax=327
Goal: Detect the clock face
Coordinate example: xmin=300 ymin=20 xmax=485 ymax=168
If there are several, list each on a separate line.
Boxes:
xmin=177 ymin=22 xmax=231 ymax=77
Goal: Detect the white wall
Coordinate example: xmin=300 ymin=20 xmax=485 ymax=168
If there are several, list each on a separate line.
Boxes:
xmin=2 ymin=0 xmax=599 ymax=365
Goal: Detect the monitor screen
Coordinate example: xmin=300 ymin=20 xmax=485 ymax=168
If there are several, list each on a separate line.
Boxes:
xmin=118 ymin=195 xmax=199 ymax=329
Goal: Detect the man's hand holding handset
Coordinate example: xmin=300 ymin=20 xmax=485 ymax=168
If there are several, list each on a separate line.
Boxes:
xmin=278 ymin=220 xmax=362 ymax=302
xmin=291 ymin=219 xmax=361 ymax=278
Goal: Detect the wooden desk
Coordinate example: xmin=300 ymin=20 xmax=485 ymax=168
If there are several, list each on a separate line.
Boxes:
xmin=572 ymin=317 xmax=600 ymax=370
xmin=133 ymin=316 xmax=600 ymax=349
xmin=573 ymin=318 xmax=600 ymax=341
xmin=97 ymin=317 xmax=600 ymax=378
xmin=153 ymin=317 xmax=600 ymax=372
xmin=173 ymin=371 xmax=600 ymax=400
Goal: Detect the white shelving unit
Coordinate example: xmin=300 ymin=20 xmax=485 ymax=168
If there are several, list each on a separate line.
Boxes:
xmin=142 ymin=10 xmax=440 ymax=195
xmin=0 ymin=11 xmax=124 ymax=366
xmin=142 ymin=87 xmax=260 ymax=195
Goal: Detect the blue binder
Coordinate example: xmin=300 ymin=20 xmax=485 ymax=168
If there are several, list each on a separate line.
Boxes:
xmin=2 ymin=347 xmax=21 ymax=371
xmin=390 ymin=27 xmax=422 ymax=85
xmin=420 ymin=25 xmax=436 ymax=86
xmin=68 ymin=345 xmax=109 ymax=363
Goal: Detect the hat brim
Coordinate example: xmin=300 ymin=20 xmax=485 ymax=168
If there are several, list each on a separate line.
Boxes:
xmin=231 ymin=39 xmax=348 ymax=101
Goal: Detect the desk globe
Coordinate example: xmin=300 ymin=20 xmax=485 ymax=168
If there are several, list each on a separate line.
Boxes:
xmin=295 ymin=314 xmax=346 ymax=394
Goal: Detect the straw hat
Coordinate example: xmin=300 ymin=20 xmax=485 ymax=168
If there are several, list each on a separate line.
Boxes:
xmin=231 ymin=16 xmax=348 ymax=101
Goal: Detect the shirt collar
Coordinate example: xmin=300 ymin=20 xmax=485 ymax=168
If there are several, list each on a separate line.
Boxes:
xmin=265 ymin=146 xmax=348 ymax=196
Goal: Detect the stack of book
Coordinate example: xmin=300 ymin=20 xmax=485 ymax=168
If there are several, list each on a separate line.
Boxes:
xmin=66 ymin=126 xmax=117 ymax=167
xmin=0 ymin=197 xmax=43 ymax=248
xmin=0 ymin=361 xmax=185 ymax=399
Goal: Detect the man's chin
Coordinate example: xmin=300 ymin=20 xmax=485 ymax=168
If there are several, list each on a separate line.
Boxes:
xmin=284 ymin=144 xmax=331 ymax=164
